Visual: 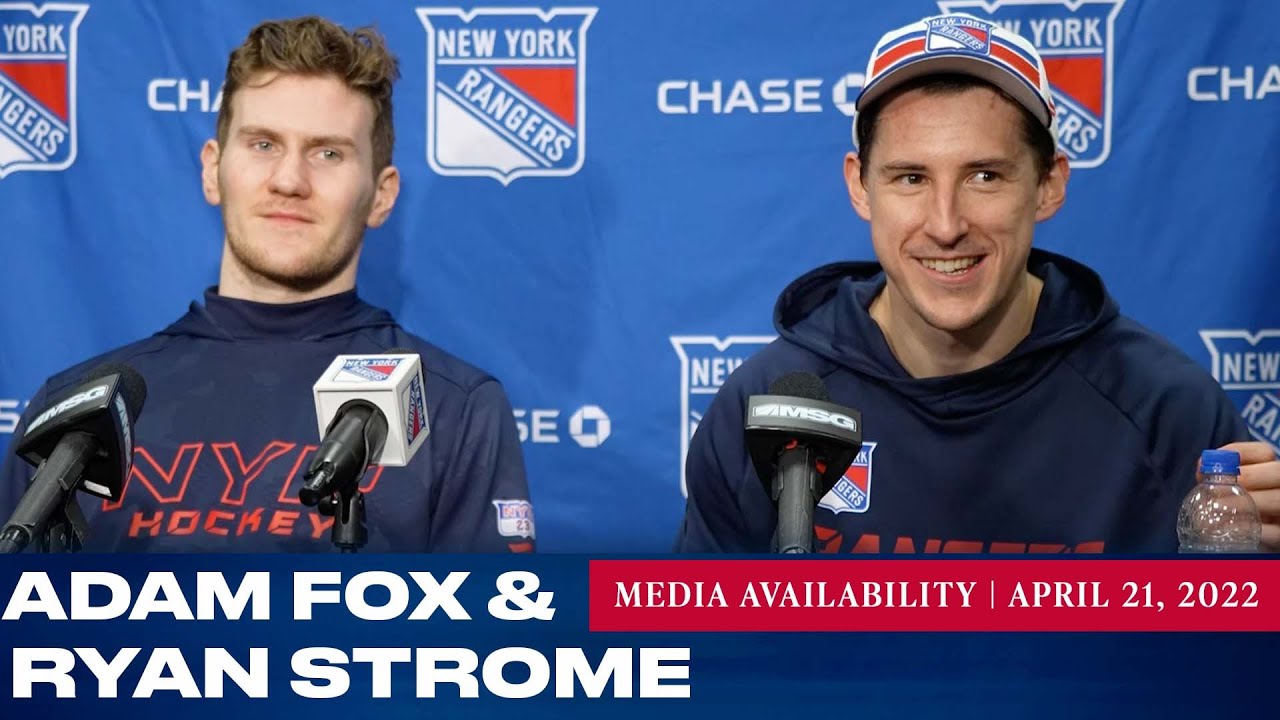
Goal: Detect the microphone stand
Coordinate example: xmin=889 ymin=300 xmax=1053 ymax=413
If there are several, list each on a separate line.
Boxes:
xmin=303 ymin=461 xmax=369 ymax=554
xmin=0 ymin=500 xmax=88 ymax=554
xmin=0 ymin=432 xmax=95 ymax=554
xmin=299 ymin=402 xmax=385 ymax=553
xmin=40 ymin=500 xmax=88 ymax=553
xmin=316 ymin=483 xmax=368 ymax=553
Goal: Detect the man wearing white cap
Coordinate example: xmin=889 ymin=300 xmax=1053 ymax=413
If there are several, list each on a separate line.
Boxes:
xmin=676 ymin=13 xmax=1279 ymax=553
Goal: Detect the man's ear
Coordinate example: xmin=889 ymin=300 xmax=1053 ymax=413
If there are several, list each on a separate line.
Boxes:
xmin=366 ymin=165 xmax=400 ymax=228
xmin=200 ymin=139 xmax=222 ymax=206
xmin=1035 ymin=152 xmax=1070 ymax=222
xmin=845 ymin=152 xmax=872 ymax=222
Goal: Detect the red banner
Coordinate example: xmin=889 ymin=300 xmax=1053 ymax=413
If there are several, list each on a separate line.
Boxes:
xmin=589 ymin=560 xmax=1280 ymax=632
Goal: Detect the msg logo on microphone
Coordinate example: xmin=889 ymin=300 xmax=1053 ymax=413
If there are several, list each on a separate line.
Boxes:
xmin=751 ymin=403 xmax=859 ymax=432
xmin=26 ymin=383 xmax=107 ymax=433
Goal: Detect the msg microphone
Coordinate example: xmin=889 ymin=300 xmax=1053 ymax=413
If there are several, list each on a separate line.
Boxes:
xmin=299 ymin=349 xmax=429 ymax=506
xmin=745 ymin=372 xmax=862 ymax=554
xmin=0 ymin=363 xmax=147 ymax=554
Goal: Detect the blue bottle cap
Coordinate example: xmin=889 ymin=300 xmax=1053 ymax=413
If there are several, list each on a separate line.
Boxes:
xmin=1199 ymin=449 xmax=1240 ymax=475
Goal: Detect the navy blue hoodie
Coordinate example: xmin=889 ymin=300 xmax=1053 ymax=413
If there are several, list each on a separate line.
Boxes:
xmin=676 ymin=250 xmax=1248 ymax=554
xmin=0 ymin=289 xmax=533 ymax=553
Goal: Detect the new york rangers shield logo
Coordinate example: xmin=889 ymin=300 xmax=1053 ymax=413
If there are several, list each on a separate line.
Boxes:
xmin=671 ymin=335 xmax=774 ymax=497
xmin=417 ymin=7 xmax=596 ymax=185
xmin=0 ymin=3 xmax=87 ymax=178
xmin=937 ymin=0 xmax=1125 ymax=168
xmin=1201 ymin=330 xmax=1280 ymax=452
xmin=819 ymin=442 xmax=877 ymax=515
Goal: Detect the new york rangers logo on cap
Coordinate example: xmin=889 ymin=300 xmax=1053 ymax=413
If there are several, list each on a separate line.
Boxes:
xmin=819 ymin=442 xmax=877 ymax=515
xmin=417 ymin=7 xmax=596 ymax=185
xmin=938 ymin=0 xmax=1126 ymax=167
xmin=0 ymin=3 xmax=87 ymax=178
xmin=926 ymin=15 xmax=992 ymax=53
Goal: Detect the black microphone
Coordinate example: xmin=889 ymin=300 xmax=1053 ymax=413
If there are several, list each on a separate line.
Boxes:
xmin=298 ymin=347 xmax=422 ymax=507
xmin=745 ymin=372 xmax=862 ymax=554
xmin=0 ymin=363 xmax=147 ymax=553
xmin=298 ymin=401 xmax=388 ymax=506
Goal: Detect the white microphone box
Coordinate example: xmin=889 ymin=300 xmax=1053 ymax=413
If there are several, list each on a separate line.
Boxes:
xmin=313 ymin=354 xmax=429 ymax=466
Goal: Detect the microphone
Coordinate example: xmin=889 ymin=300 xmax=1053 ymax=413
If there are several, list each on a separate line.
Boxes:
xmin=0 ymin=363 xmax=147 ymax=553
xmin=299 ymin=349 xmax=429 ymax=506
xmin=745 ymin=372 xmax=862 ymax=554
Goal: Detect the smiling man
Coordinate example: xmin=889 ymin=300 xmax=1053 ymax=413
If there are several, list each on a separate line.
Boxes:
xmin=676 ymin=13 xmax=1279 ymax=553
xmin=0 ymin=17 xmax=533 ymax=553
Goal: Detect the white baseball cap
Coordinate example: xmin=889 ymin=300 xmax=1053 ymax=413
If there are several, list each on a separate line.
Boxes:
xmin=856 ymin=13 xmax=1058 ymax=146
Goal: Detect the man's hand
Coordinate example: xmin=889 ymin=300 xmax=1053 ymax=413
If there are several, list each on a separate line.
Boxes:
xmin=1220 ymin=441 xmax=1280 ymax=551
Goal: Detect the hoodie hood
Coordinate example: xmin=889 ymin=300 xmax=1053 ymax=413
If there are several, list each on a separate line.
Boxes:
xmin=774 ymin=248 xmax=1119 ymax=416
xmin=158 ymin=287 xmax=399 ymax=341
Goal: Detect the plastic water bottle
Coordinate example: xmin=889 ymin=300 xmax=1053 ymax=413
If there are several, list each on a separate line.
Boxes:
xmin=1177 ymin=449 xmax=1261 ymax=553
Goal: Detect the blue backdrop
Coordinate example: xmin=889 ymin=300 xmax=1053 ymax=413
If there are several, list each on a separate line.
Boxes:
xmin=1 ymin=0 xmax=1278 ymax=551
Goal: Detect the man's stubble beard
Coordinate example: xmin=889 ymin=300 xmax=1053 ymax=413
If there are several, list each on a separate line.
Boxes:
xmin=220 ymin=196 xmax=370 ymax=295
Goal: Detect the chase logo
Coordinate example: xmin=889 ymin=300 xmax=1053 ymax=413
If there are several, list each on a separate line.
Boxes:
xmin=1200 ymin=329 xmax=1280 ymax=452
xmin=404 ymin=374 xmax=427 ymax=445
xmin=671 ymin=335 xmax=774 ymax=497
xmin=819 ymin=442 xmax=877 ymax=515
xmin=417 ymin=7 xmax=596 ymax=185
xmin=937 ymin=0 xmax=1126 ymax=168
xmin=0 ymin=3 xmax=87 ymax=178
xmin=334 ymin=357 xmax=403 ymax=383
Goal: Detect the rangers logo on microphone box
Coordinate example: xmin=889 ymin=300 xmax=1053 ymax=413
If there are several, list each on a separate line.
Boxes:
xmin=403 ymin=373 xmax=428 ymax=445
xmin=0 ymin=2 xmax=88 ymax=178
xmin=314 ymin=354 xmax=427 ymax=466
xmin=334 ymin=357 xmax=404 ymax=383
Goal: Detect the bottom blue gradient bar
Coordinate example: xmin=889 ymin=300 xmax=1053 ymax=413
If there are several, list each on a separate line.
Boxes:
xmin=0 ymin=554 xmax=1274 ymax=718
